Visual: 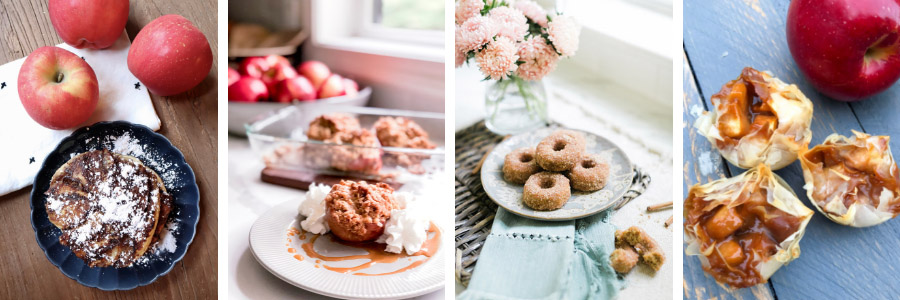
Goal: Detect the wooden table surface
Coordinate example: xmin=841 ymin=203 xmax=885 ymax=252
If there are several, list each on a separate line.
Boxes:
xmin=684 ymin=1 xmax=900 ymax=299
xmin=0 ymin=0 xmax=218 ymax=298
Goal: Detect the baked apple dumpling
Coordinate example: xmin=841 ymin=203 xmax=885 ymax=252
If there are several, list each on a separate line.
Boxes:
xmin=695 ymin=67 xmax=814 ymax=170
xmin=799 ymin=131 xmax=900 ymax=227
xmin=684 ymin=164 xmax=813 ymax=288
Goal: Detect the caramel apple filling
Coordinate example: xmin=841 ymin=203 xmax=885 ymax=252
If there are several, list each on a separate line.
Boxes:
xmin=684 ymin=164 xmax=813 ymax=288
xmin=800 ymin=131 xmax=900 ymax=227
xmin=695 ymin=67 xmax=813 ymax=170
xmin=712 ymin=68 xmax=779 ymax=148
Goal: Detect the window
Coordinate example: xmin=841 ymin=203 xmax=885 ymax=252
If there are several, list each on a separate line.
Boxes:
xmin=310 ymin=0 xmax=445 ymax=62
xmin=359 ymin=0 xmax=445 ymax=46
xmin=373 ymin=0 xmax=445 ymax=31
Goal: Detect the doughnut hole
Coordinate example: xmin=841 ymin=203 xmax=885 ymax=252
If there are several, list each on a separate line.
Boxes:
xmin=705 ymin=206 xmax=743 ymax=240
xmin=553 ymin=140 xmax=566 ymax=151
xmin=540 ymin=177 xmax=555 ymax=189
xmin=581 ymin=159 xmax=596 ymax=169
xmin=520 ymin=153 xmax=534 ymax=163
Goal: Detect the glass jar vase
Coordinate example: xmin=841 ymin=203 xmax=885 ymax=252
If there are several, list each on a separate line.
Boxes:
xmin=484 ymin=77 xmax=549 ymax=135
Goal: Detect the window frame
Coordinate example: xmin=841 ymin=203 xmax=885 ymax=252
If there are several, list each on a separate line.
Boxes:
xmin=310 ymin=0 xmax=445 ymax=63
xmin=360 ymin=0 xmax=445 ymax=47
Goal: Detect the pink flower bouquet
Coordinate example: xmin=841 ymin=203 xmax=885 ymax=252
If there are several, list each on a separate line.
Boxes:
xmin=456 ymin=0 xmax=581 ymax=134
xmin=455 ymin=0 xmax=581 ymax=81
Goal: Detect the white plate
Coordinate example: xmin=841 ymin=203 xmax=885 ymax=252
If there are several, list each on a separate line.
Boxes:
xmin=481 ymin=127 xmax=633 ymax=221
xmin=249 ymin=200 xmax=444 ymax=299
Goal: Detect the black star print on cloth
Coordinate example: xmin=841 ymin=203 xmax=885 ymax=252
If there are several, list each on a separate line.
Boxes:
xmin=81 ymin=56 xmax=85 ymax=60
xmin=134 ymin=82 xmax=141 ymax=90
xmin=29 ymin=157 xmax=35 ymax=164
xmin=0 ymin=82 xmax=5 ymax=89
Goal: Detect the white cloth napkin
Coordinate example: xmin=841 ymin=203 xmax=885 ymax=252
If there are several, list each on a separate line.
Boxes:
xmin=0 ymin=32 xmax=160 ymax=196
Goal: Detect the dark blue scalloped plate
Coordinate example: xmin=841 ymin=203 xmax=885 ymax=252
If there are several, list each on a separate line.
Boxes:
xmin=30 ymin=121 xmax=200 ymax=291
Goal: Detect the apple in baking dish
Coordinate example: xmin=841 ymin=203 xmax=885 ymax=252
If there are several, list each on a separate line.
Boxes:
xmin=684 ymin=164 xmax=813 ymax=288
xmin=800 ymin=131 xmax=900 ymax=227
xmin=695 ymin=67 xmax=814 ymax=170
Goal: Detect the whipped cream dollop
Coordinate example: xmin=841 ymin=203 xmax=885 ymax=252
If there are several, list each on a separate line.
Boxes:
xmin=296 ymin=184 xmax=430 ymax=254
xmin=377 ymin=192 xmax=430 ymax=255
xmin=297 ymin=183 xmax=331 ymax=234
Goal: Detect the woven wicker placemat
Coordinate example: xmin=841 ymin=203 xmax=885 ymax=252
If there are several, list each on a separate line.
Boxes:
xmin=454 ymin=121 xmax=652 ymax=286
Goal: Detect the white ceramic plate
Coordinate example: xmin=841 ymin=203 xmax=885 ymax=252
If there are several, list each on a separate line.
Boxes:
xmin=481 ymin=127 xmax=633 ymax=221
xmin=249 ymin=200 xmax=444 ymax=299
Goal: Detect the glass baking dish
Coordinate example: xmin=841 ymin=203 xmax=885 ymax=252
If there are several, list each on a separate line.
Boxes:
xmin=245 ymin=104 xmax=445 ymax=180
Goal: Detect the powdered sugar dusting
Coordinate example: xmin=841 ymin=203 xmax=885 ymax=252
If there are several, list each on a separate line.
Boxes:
xmin=155 ymin=220 xmax=179 ymax=254
xmin=112 ymin=133 xmax=145 ymax=157
xmin=84 ymin=132 xmax=182 ymax=187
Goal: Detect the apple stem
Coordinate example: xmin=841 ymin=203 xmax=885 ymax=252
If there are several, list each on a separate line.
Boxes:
xmin=55 ymin=71 xmax=64 ymax=83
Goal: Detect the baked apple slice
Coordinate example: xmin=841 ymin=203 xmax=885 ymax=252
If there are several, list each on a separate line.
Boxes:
xmin=800 ymin=131 xmax=900 ymax=227
xmin=684 ymin=164 xmax=813 ymax=288
xmin=695 ymin=67 xmax=814 ymax=170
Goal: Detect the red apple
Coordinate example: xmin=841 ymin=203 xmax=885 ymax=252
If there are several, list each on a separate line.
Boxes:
xmin=317 ymin=74 xmax=346 ymax=99
xmin=264 ymin=63 xmax=298 ymax=93
xmin=240 ymin=55 xmax=297 ymax=94
xmin=787 ymin=0 xmax=900 ymax=101
xmin=240 ymin=55 xmax=290 ymax=78
xmin=298 ymin=61 xmax=331 ymax=90
xmin=18 ymin=47 xmax=99 ymax=130
xmin=128 ymin=15 xmax=212 ymax=96
xmin=228 ymin=68 xmax=240 ymax=86
xmin=229 ymin=77 xmax=268 ymax=102
xmin=343 ymin=78 xmax=359 ymax=97
xmin=49 ymin=0 xmax=129 ymax=49
xmin=274 ymin=76 xmax=316 ymax=103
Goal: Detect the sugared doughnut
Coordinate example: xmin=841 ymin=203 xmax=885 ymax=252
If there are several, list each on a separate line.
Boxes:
xmin=610 ymin=246 xmax=639 ymax=274
xmin=568 ymin=154 xmax=610 ymax=192
xmin=535 ymin=133 xmax=584 ymax=171
xmin=552 ymin=129 xmax=586 ymax=152
xmin=523 ymin=172 xmax=571 ymax=210
xmin=620 ymin=226 xmax=665 ymax=272
xmin=502 ymin=147 xmax=542 ymax=184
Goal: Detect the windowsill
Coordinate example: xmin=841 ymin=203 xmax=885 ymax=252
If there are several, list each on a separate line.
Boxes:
xmin=312 ymin=35 xmax=444 ymax=63
xmin=568 ymin=0 xmax=671 ymax=59
xmin=558 ymin=0 xmax=673 ymax=105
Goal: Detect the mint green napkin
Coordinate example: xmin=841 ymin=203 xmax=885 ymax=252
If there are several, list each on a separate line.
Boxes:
xmin=458 ymin=208 xmax=625 ymax=300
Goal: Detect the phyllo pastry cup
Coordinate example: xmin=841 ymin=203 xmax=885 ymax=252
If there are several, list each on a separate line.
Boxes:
xmin=695 ymin=67 xmax=814 ymax=170
xmin=684 ymin=164 xmax=813 ymax=288
xmin=799 ymin=131 xmax=900 ymax=227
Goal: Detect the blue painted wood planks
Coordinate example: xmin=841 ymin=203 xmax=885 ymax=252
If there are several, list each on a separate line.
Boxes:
xmin=683 ymin=53 xmax=776 ymax=300
xmin=684 ymin=0 xmax=900 ymax=298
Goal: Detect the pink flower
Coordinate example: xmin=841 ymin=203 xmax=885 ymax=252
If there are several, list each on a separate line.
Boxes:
xmin=455 ymin=0 xmax=483 ymax=25
xmin=476 ymin=37 xmax=519 ymax=80
xmin=456 ymin=47 xmax=467 ymax=67
xmin=514 ymin=1 xmax=548 ymax=27
xmin=488 ymin=6 xmax=528 ymax=42
xmin=516 ymin=36 xmax=559 ymax=80
xmin=548 ymin=15 xmax=581 ymax=57
xmin=456 ymin=16 xmax=497 ymax=53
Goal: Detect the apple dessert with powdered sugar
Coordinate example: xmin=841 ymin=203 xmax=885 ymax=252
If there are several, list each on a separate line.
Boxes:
xmin=45 ymin=149 xmax=173 ymax=268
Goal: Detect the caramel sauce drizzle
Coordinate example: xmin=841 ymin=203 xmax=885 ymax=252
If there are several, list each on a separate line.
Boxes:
xmin=286 ymin=222 xmax=440 ymax=276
